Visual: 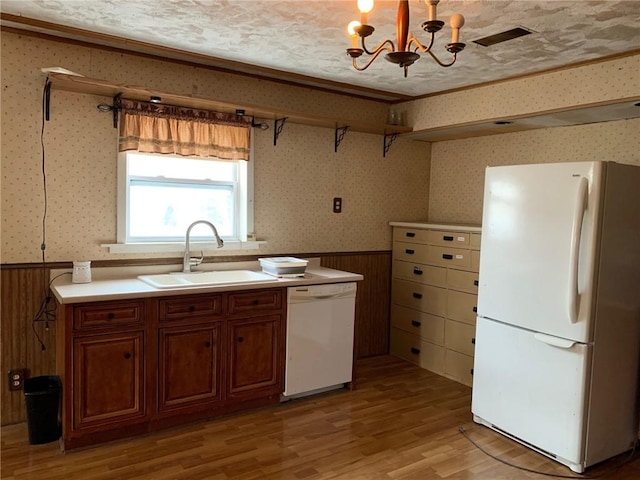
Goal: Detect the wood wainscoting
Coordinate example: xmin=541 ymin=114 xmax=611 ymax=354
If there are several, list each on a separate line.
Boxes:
xmin=0 ymin=251 xmax=391 ymax=426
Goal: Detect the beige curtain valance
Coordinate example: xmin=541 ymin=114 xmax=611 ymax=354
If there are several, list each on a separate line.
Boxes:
xmin=118 ymin=100 xmax=251 ymax=161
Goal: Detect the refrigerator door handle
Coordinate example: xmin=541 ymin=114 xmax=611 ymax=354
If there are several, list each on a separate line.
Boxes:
xmin=534 ymin=333 xmax=576 ymax=349
xmin=568 ymin=177 xmax=588 ymax=324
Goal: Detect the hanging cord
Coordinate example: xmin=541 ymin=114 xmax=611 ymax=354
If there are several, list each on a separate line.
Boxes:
xmin=32 ymin=76 xmax=54 ymax=351
xmin=458 ymin=425 xmax=638 ymax=479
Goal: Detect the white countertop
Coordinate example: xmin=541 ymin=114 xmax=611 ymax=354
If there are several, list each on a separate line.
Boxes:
xmin=389 ymin=221 xmax=482 ymax=233
xmin=51 ymin=261 xmax=363 ymax=304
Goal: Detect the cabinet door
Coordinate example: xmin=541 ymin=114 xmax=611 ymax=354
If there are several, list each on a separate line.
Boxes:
xmin=227 ymin=315 xmax=282 ymax=399
xmin=73 ymin=332 xmax=145 ymax=429
xmin=158 ymin=324 xmax=222 ymax=412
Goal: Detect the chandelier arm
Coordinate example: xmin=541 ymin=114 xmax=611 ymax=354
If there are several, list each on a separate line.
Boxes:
xmin=408 ymin=33 xmax=435 ymax=54
xmin=361 ymin=37 xmax=395 ymax=56
xmin=426 ymin=49 xmax=458 ymax=67
xmin=351 ymin=46 xmax=395 ymax=71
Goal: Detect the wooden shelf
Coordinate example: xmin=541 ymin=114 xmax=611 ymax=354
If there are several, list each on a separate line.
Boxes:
xmin=48 ymin=73 xmax=412 ymax=136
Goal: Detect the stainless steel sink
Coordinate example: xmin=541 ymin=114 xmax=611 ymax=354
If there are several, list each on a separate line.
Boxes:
xmin=138 ymin=270 xmax=274 ymax=289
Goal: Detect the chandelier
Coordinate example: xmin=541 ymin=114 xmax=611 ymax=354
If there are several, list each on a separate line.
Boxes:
xmin=346 ymin=0 xmax=466 ymax=77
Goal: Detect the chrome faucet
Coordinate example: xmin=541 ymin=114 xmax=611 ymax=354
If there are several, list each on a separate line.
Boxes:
xmin=182 ymin=220 xmax=224 ymax=273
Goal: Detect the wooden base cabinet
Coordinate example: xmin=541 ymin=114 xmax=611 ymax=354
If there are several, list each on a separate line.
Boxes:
xmin=57 ymin=287 xmax=286 ymax=450
xmin=389 ymin=223 xmax=481 ymax=387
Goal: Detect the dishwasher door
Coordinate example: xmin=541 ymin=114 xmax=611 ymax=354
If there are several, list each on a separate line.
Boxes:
xmin=283 ymin=283 xmax=357 ymax=399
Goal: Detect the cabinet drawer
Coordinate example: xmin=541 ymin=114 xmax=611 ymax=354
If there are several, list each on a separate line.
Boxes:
xmin=74 ymin=300 xmax=145 ymax=330
xmin=391 ymin=304 xmax=444 ymax=345
xmin=447 ymin=269 xmax=479 ymax=294
xmin=393 ymin=260 xmax=446 ymax=287
xmin=159 ymin=295 xmax=223 ymax=321
xmin=471 ymin=250 xmax=480 ymax=272
xmin=470 ymin=233 xmax=481 ymax=248
xmin=445 ymin=319 xmax=476 ymax=356
xmin=390 ymin=327 xmax=444 ymax=374
xmin=427 ymin=230 xmax=470 ymax=247
xmin=444 ymin=350 xmax=474 ymax=387
xmin=446 ymin=290 xmax=478 ymax=325
xmin=393 ymin=241 xmax=429 ymax=264
xmin=393 ymin=227 xmax=430 ymax=244
xmin=426 ymin=246 xmax=472 ymax=269
xmin=228 ymin=289 xmax=282 ymax=314
xmin=392 ymin=280 xmax=446 ymax=317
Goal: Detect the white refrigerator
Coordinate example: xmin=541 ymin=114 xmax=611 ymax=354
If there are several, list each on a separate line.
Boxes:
xmin=471 ymin=161 xmax=640 ymax=473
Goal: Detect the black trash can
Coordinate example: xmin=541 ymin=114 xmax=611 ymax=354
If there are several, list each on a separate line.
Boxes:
xmin=23 ymin=375 xmax=61 ymax=445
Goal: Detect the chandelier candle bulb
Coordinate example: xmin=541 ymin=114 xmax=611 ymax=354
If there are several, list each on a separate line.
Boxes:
xmin=427 ymin=0 xmax=439 ymax=21
xmin=348 ymin=21 xmax=361 ymax=48
xmin=450 ymin=13 xmax=465 ymax=43
xmin=358 ymin=0 xmax=374 ymax=24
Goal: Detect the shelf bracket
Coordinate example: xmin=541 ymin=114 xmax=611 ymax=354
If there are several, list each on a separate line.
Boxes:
xmin=383 ymin=132 xmax=398 ymax=157
xmin=334 ymin=126 xmax=349 ymax=153
xmin=112 ymin=93 xmax=122 ymax=129
xmin=273 ymin=117 xmax=287 ymax=146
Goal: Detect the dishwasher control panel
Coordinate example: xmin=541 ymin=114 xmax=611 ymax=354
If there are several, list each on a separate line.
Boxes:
xmin=288 ymin=282 xmax=357 ymax=300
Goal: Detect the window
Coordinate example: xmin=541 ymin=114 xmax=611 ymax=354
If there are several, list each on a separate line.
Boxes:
xmin=117 ymin=150 xmax=253 ymax=245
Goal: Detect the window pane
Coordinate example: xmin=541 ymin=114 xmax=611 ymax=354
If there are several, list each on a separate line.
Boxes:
xmin=128 ymin=153 xmax=236 ymax=182
xmin=128 ymin=183 xmax=235 ymax=241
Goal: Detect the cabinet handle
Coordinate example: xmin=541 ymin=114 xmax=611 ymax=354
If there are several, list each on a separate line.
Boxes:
xmin=107 ymin=312 xmax=115 ymax=320
xmin=237 ymin=337 xmax=244 ymax=343
xmin=471 ymin=338 xmax=476 ymax=344
xmin=123 ymin=352 xmax=131 ymax=360
xmin=410 ymin=347 xmax=420 ymax=355
xmin=474 ymin=280 xmax=479 ymax=286
xmin=473 ymin=306 xmax=478 ymax=313
xmin=442 ymin=254 xmax=453 ymax=260
xmin=405 ymin=232 xmax=416 ymax=238
xmin=413 ymin=267 xmax=423 ymax=275
xmin=412 ymin=292 xmax=423 ymax=299
xmin=189 ymin=305 xmax=196 ymax=312
xmin=411 ymin=320 xmax=421 ymax=327
xmin=405 ymin=249 xmax=415 ymax=255
xmin=204 ymin=341 xmax=211 ymax=348
xmin=251 ymin=299 xmax=260 ymax=306
xmin=470 ymin=368 xmax=474 ymax=376
xmin=443 ymin=235 xmax=454 ymax=242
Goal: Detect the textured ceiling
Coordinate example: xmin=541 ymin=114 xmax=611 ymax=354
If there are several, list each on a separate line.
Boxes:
xmin=1 ymin=0 xmax=639 ymax=101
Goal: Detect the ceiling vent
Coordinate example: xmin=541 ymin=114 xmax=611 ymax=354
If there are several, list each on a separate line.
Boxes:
xmin=472 ymin=27 xmax=533 ymax=47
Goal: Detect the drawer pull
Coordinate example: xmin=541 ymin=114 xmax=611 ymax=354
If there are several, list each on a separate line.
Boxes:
xmin=473 ymin=306 xmax=478 ymax=313
xmin=410 ymin=347 xmax=420 ymax=355
xmin=405 ymin=232 xmax=416 ymax=238
xmin=204 ymin=341 xmax=211 ymax=348
xmin=470 ymin=368 xmax=474 ymax=376
xmin=405 ymin=249 xmax=415 ymax=255
xmin=474 ymin=280 xmax=479 ymax=286
xmin=189 ymin=305 xmax=196 ymax=312
xmin=413 ymin=267 xmax=423 ymax=275
xmin=411 ymin=320 xmax=421 ymax=327
xmin=252 ymin=299 xmax=260 ymax=305
xmin=412 ymin=292 xmax=423 ymax=299
xmin=237 ymin=337 xmax=244 ymax=343
xmin=471 ymin=337 xmax=476 ymax=344
xmin=107 ymin=312 xmax=115 ymax=320
xmin=123 ymin=352 xmax=131 ymax=360
xmin=443 ymin=235 xmax=454 ymax=241
xmin=442 ymin=254 xmax=453 ymax=260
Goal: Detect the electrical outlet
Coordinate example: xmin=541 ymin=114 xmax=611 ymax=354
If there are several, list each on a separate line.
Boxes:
xmin=333 ymin=197 xmax=342 ymax=213
xmin=8 ymin=369 xmax=26 ymax=391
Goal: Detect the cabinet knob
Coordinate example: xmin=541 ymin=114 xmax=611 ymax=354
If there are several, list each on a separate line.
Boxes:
xmin=410 ymin=347 xmax=420 ymax=355
xmin=189 ymin=305 xmax=196 ymax=312
xmin=413 ymin=267 xmax=423 ymax=275
xmin=237 ymin=337 xmax=244 ymax=343
xmin=412 ymin=292 xmax=423 ymax=300
xmin=252 ymin=299 xmax=260 ymax=306
xmin=411 ymin=320 xmax=421 ymax=327
xmin=471 ymin=338 xmax=476 ymax=344
xmin=107 ymin=312 xmax=115 ymax=320
xmin=473 ymin=306 xmax=478 ymax=313
xmin=442 ymin=254 xmax=453 ymax=260
xmin=204 ymin=341 xmax=211 ymax=348
xmin=470 ymin=368 xmax=474 ymax=376
xmin=123 ymin=352 xmax=132 ymax=360
xmin=405 ymin=232 xmax=416 ymax=238
xmin=405 ymin=249 xmax=415 ymax=255
xmin=474 ymin=280 xmax=479 ymax=286
xmin=443 ymin=235 xmax=454 ymax=242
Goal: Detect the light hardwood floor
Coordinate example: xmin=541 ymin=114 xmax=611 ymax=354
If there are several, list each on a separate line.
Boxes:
xmin=2 ymin=355 xmax=639 ymax=479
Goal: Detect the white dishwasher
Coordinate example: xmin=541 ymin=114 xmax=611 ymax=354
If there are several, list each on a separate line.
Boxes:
xmin=282 ymin=282 xmax=357 ymax=399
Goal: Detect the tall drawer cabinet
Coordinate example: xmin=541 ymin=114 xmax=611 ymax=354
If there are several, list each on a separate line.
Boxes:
xmin=389 ymin=222 xmax=481 ymax=387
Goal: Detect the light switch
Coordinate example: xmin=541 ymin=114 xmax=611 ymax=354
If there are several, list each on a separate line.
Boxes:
xmin=333 ymin=197 xmax=342 ymax=213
